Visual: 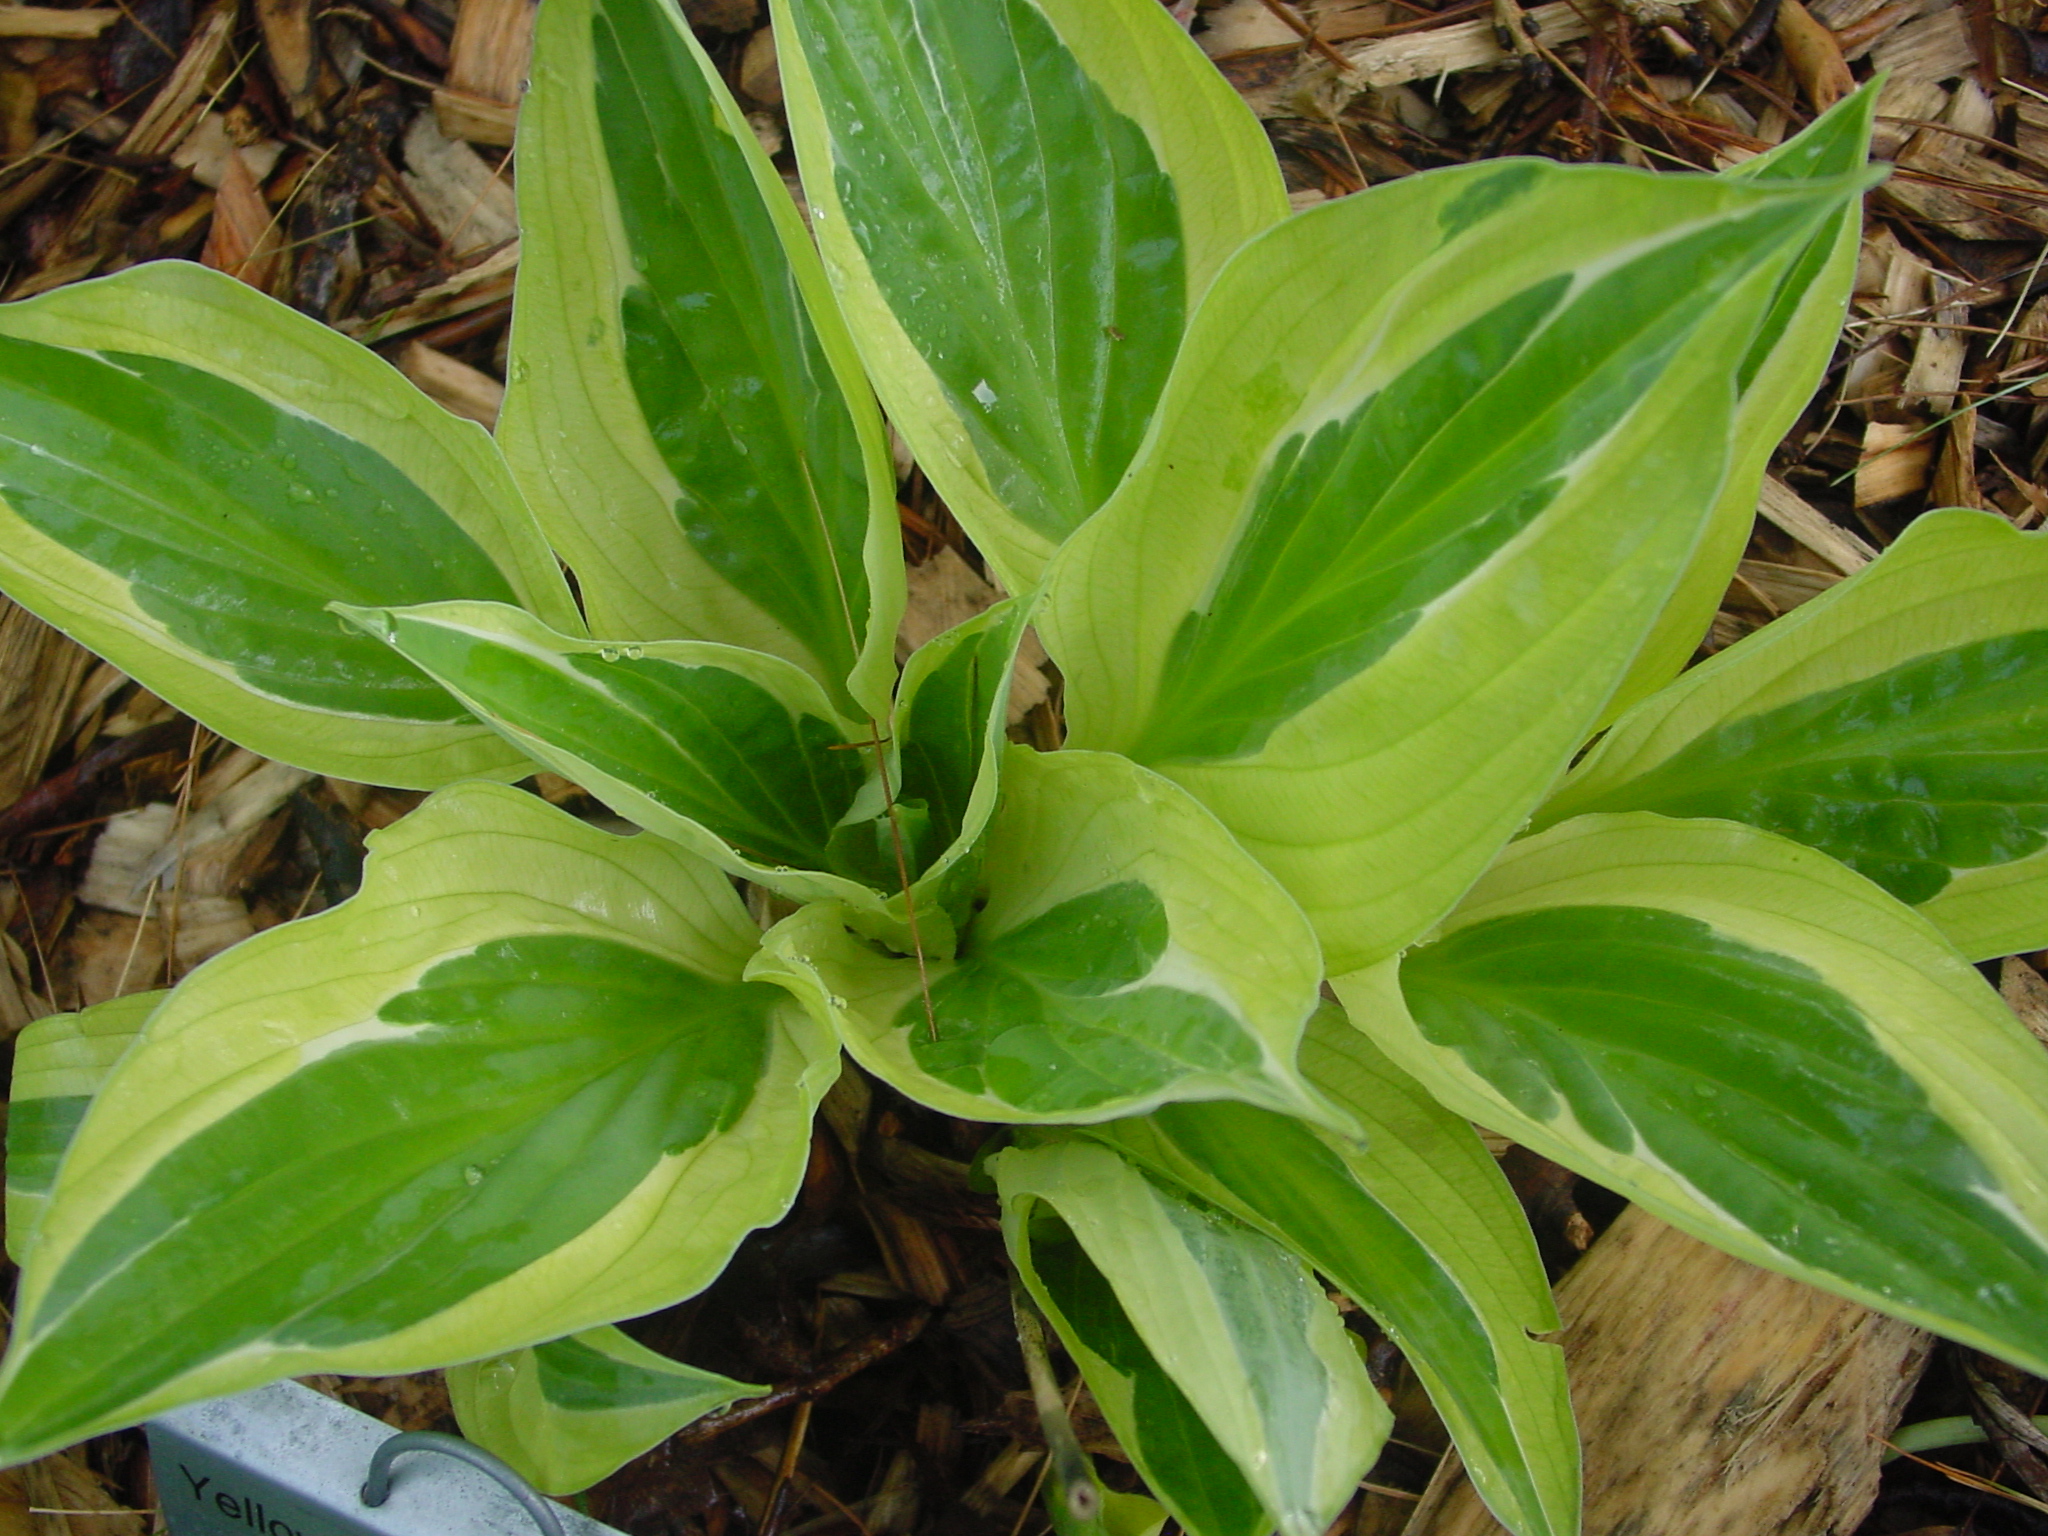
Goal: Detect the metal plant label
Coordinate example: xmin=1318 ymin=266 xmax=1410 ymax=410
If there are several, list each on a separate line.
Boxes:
xmin=148 ymin=1382 xmax=619 ymax=1536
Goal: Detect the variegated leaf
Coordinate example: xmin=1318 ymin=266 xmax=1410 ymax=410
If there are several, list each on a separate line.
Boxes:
xmin=750 ymin=747 xmax=1339 ymax=1127
xmin=1605 ymin=82 xmax=1879 ymax=715
xmin=867 ymin=595 xmax=1035 ymax=938
xmin=0 ymin=263 xmax=576 ymax=788
xmin=343 ymin=597 xmax=1031 ymax=948
xmin=504 ymin=0 xmax=902 ymax=717
xmin=1337 ymin=812 xmax=2048 ymax=1377
xmin=448 ymin=1326 xmax=762 ymax=1494
xmin=1538 ymin=509 xmax=2048 ymax=960
xmin=5 ymin=990 xmax=160 ymax=1266
xmin=998 ymin=1137 xmax=1388 ymax=1536
xmin=1087 ymin=1007 xmax=1576 ymax=1536
xmin=339 ymin=599 xmax=876 ymax=902
xmin=772 ymin=0 xmax=1288 ymax=590
xmin=0 ymin=782 xmax=835 ymax=1463
xmin=1043 ymin=158 xmax=1872 ymax=973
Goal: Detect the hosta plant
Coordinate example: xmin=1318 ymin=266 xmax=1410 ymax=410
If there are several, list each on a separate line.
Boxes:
xmin=0 ymin=0 xmax=2044 ymax=1530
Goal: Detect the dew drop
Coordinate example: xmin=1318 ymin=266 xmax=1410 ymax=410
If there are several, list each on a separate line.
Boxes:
xmin=464 ymin=1165 xmax=485 ymax=1186
xmin=598 ymin=645 xmax=623 ymax=661
xmin=621 ymin=644 xmax=644 ymax=660
xmin=826 ymin=994 xmax=848 ymax=1011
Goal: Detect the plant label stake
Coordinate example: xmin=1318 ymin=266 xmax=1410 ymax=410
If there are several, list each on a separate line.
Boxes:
xmin=146 ymin=1381 xmax=623 ymax=1536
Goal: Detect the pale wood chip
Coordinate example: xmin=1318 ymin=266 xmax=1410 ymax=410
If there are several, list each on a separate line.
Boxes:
xmin=1832 ymin=0 xmax=1918 ymax=60
xmin=201 ymin=146 xmax=282 ymax=291
xmin=0 ymin=599 xmax=93 ymax=810
xmin=531 ymin=772 xmax=584 ymax=804
xmin=397 ymin=340 xmax=505 ymax=428
xmin=339 ymin=240 xmax=518 ymax=341
xmin=1945 ymin=75 xmax=1997 ymax=139
xmin=1804 ymin=0 xmax=1910 ymax=33
xmin=448 ymin=0 xmax=534 ymax=99
xmin=1903 ymin=269 xmax=1969 ymax=412
xmin=0 ymin=928 xmax=46 ymax=1035
xmin=897 ymin=547 xmax=1050 ymax=724
xmin=170 ymin=111 xmax=283 ymax=189
xmin=0 ymin=5 xmax=117 ymax=37
xmin=69 ymin=907 xmax=166 ymax=1005
xmin=1236 ymin=0 xmax=1609 ymax=112
xmin=1757 ymin=476 xmax=1877 ymax=573
xmin=1199 ymin=0 xmax=1302 ymax=55
xmin=69 ymin=900 xmax=253 ymax=1002
xmin=432 ymin=86 xmax=518 ymax=146
xmin=1886 ymin=129 xmax=2048 ymax=241
xmin=119 ymin=0 xmax=235 ymax=158
xmin=1868 ymin=0 xmax=1974 ymax=81
xmin=1855 ymin=420 xmax=1935 ymax=505
xmin=438 ymin=0 xmax=533 ymax=143
xmin=79 ymin=803 xmax=180 ymax=916
xmin=1404 ymin=1206 xmax=1930 ymax=1536
xmin=19 ymin=1449 xmax=145 ymax=1536
xmin=2001 ymin=957 xmax=2048 ymax=1050
xmin=1930 ymin=409 xmax=1982 ymax=508
xmin=738 ymin=23 xmax=780 ymax=105
xmin=163 ymin=893 xmax=258 ymax=967
xmin=897 ymin=547 xmax=1001 ymax=660
xmin=1735 ymin=558 xmax=1843 ymax=613
xmin=255 ymin=0 xmax=320 ymax=122
xmin=401 ymin=108 xmax=517 ymax=253
xmin=99 ymin=685 xmax=176 ymax=738
xmin=1869 ymin=75 xmax=1947 ymax=155
xmin=81 ymin=758 xmax=310 ymax=916
xmin=1304 ymin=0 xmax=1394 ymax=41
xmin=1339 ymin=0 xmax=1605 ymax=89
xmin=2017 ymin=99 xmax=2048 ymax=169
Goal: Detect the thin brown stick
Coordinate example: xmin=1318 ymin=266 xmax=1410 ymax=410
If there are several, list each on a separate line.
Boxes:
xmin=0 ymin=718 xmax=187 ymax=845
xmin=864 ymin=717 xmax=937 ymax=1042
xmin=160 ymin=720 xmax=205 ymax=986
xmin=670 ymin=1309 xmax=931 ymax=1447
xmin=112 ymin=876 xmax=158 ymax=998
xmin=8 ymin=867 xmax=55 ymax=1007
xmin=1878 ymin=1442 xmax=2048 ymax=1516
xmin=758 ymin=1400 xmax=815 ymax=1536
xmin=1255 ymin=0 xmax=1355 ymax=71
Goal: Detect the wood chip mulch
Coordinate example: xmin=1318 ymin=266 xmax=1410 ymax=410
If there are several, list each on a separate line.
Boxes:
xmin=3 ymin=0 xmax=2048 ymax=1530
